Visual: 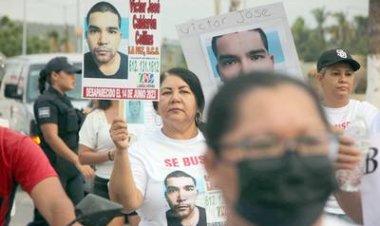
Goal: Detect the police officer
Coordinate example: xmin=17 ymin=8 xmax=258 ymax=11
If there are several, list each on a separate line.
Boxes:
xmin=30 ymin=56 xmax=94 ymax=226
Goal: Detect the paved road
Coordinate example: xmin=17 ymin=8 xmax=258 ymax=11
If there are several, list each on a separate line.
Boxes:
xmin=10 ymin=188 xmax=34 ymax=226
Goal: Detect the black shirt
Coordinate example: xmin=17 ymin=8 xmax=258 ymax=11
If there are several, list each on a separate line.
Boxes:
xmin=33 ymin=87 xmax=82 ymax=178
xmin=84 ymin=51 xmax=128 ymax=79
xmin=166 ymin=206 xmax=207 ymax=226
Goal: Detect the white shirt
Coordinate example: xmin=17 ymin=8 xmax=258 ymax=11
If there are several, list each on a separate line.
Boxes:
xmin=79 ymin=109 xmax=114 ymax=179
xmin=361 ymin=113 xmax=380 ymax=226
xmin=129 ymin=129 xmax=225 ymax=226
xmin=322 ymin=214 xmax=356 ymax=226
xmin=323 ymin=99 xmax=379 ymax=215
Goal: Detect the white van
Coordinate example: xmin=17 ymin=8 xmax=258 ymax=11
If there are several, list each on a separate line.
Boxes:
xmin=0 ymin=53 xmax=88 ymax=137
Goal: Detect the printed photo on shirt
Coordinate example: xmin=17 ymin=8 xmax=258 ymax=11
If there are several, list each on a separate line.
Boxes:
xmin=163 ymin=170 xmax=207 ymax=226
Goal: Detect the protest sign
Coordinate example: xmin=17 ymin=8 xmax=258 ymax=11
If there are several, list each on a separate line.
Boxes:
xmin=82 ymin=0 xmax=161 ymax=101
xmin=176 ymin=3 xmax=303 ymax=108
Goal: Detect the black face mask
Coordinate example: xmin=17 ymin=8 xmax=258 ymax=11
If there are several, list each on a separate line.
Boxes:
xmin=234 ymin=151 xmax=338 ymax=226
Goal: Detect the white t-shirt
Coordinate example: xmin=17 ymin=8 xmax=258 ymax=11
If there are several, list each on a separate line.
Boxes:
xmin=322 ymin=214 xmax=356 ymax=226
xmin=361 ymin=113 xmax=380 ymax=226
xmin=79 ymin=109 xmax=114 ymax=179
xmin=129 ymin=129 xmax=225 ymax=226
xmin=323 ymin=99 xmax=379 ymax=215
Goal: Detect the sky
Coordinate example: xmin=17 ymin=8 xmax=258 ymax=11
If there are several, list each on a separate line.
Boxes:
xmin=0 ymin=0 xmax=369 ymax=40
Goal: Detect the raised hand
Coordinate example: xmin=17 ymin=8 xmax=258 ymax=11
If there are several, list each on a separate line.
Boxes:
xmin=110 ymin=117 xmax=130 ymax=151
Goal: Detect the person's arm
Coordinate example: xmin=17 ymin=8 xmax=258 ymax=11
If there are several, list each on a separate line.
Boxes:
xmin=40 ymin=123 xmax=94 ymax=180
xmin=30 ymin=177 xmax=81 ymax=226
xmin=79 ymin=144 xmax=115 ymax=165
xmin=333 ymin=135 xmax=363 ymax=224
xmin=109 ymin=118 xmax=143 ymax=211
xmin=78 ymin=110 xmax=115 ymax=165
xmin=335 ymin=191 xmax=362 ymax=224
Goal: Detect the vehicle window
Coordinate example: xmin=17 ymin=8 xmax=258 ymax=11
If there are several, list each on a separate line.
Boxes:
xmin=3 ymin=62 xmax=23 ymax=84
xmin=26 ymin=62 xmax=83 ymax=102
xmin=67 ymin=63 xmax=83 ymax=100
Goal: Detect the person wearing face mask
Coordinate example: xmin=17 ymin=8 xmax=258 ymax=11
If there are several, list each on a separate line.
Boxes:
xmin=109 ymin=68 xmax=225 ymax=226
xmin=202 ymin=72 xmax=360 ymax=226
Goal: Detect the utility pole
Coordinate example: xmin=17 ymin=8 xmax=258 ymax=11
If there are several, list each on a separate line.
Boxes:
xmin=22 ymin=0 xmax=27 ymax=55
xmin=229 ymin=0 xmax=242 ymax=12
xmin=214 ymin=0 xmax=221 ymax=15
xmin=76 ymin=0 xmax=81 ymax=53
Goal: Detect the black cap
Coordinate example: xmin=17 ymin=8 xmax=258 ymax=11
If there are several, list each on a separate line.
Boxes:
xmin=317 ymin=49 xmax=360 ymax=72
xmin=45 ymin=56 xmax=81 ymax=74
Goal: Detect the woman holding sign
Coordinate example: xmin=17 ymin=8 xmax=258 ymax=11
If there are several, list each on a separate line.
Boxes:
xmin=109 ymin=68 xmax=224 ymax=226
xmin=78 ymin=99 xmax=140 ymax=226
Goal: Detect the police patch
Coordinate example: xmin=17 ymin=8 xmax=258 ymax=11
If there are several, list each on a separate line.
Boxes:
xmin=38 ymin=107 xmax=50 ymax=119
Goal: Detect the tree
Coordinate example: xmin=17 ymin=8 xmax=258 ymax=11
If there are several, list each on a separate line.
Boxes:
xmin=48 ymin=31 xmax=60 ymax=52
xmin=351 ymin=16 xmax=369 ymax=55
xmin=0 ymin=16 xmax=22 ymax=56
xmin=27 ymin=36 xmax=49 ymax=54
xmin=366 ymin=0 xmax=380 ymax=108
xmin=327 ymin=12 xmax=354 ymax=48
xmin=311 ymin=7 xmax=328 ymax=50
xmin=291 ymin=8 xmax=369 ymax=62
xmin=292 ymin=17 xmax=311 ymax=61
xmin=0 ymin=16 xmax=58 ymax=57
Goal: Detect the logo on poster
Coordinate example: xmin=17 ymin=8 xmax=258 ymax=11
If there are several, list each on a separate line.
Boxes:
xmin=138 ymin=73 xmax=155 ymax=88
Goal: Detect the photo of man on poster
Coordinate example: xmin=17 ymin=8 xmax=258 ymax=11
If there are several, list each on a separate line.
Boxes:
xmin=164 ymin=170 xmax=207 ymax=226
xmin=126 ymin=100 xmax=144 ymax=124
xmin=211 ymin=28 xmax=274 ymax=81
xmin=84 ymin=1 xmax=128 ymax=79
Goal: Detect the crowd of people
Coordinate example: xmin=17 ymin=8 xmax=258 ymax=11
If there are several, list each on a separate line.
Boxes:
xmin=1 ymin=49 xmax=379 ymax=226
xmin=1 ymin=2 xmax=379 ymax=226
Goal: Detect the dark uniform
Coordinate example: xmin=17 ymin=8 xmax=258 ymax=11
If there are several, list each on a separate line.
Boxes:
xmin=31 ymin=86 xmax=84 ymax=225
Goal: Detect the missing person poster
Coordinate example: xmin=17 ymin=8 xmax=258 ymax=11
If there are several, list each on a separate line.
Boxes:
xmin=176 ymin=3 xmax=303 ymax=107
xmin=81 ymin=0 xmax=161 ymax=100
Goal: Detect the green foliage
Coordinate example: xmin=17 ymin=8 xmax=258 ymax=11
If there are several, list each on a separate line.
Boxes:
xmin=160 ymin=39 xmax=188 ymax=72
xmin=27 ymin=36 xmax=50 ymax=54
xmin=292 ymin=7 xmax=369 ymax=62
xmin=0 ymin=16 xmax=22 ymax=56
xmin=0 ymin=16 xmax=56 ymax=57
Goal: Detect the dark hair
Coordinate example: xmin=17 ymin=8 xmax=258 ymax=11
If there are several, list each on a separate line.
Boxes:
xmin=86 ymin=1 xmax=121 ymax=28
xmin=211 ymin=28 xmax=269 ymax=57
xmin=38 ymin=69 xmax=51 ymax=94
xmin=164 ymin=170 xmax=196 ymax=188
xmin=97 ymin=100 xmax=112 ymax=110
xmin=204 ymin=71 xmax=329 ymax=155
xmin=153 ymin=68 xmax=205 ymax=128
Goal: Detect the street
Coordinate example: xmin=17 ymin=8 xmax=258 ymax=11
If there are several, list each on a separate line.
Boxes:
xmin=10 ymin=188 xmax=34 ymax=226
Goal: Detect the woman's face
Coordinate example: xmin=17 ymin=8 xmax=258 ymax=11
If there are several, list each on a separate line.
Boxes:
xmin=205 ymin=85 xmax=328 ymax=208
xmin=53 ymin=71 xmax=76 ymax=92
xmin=157 ymin=74 xmax=198 ymax=128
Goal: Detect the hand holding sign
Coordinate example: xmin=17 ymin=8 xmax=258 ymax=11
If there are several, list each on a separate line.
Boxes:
xmin=110 ymin=117 xmax=130 ymax=151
